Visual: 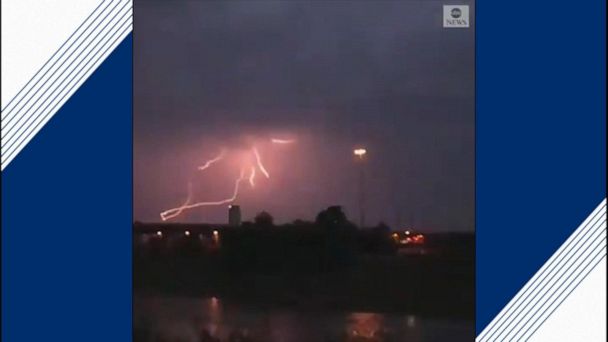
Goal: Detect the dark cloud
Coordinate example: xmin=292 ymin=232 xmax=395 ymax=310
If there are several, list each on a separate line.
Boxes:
xmin=134 ymin=0 xmax=475 ymax=231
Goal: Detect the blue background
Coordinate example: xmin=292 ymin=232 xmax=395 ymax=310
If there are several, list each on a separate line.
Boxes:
xmin=1 ymin=0 xmax=606 ymax=339
xmin=2 ymin=36 xmax=132 ymax=341
xmin=476 ymin=0 xmax=606 ymax=334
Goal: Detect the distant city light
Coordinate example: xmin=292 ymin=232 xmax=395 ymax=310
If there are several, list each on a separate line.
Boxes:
xmin=413 ymin=234 xmax=425 ymax=244
xmin=185 ymin=230 xmax=190 ymax=236
xmin=156 ymin=231 xmax=163 ymax=237
xmin=394 ymin=231 xmax=425 ymax=246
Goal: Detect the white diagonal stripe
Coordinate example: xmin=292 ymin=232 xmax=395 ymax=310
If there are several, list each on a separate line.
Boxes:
xmin=2 ymin=2 xmax=129 ymax=147
xmin=495 ymin=217 xmax=605 ymax=340
xmin=1 ymin=1 xmax=114 ymax=119
xmin=518 ymin=249 xmax=606 ymax=341
xmin=529 ymin=258 xmax=606 ymax=341
xmin=1 ymin=0 xmax=132 ymax=170
xmin=477 ymin=199 xmax=607 ymax=341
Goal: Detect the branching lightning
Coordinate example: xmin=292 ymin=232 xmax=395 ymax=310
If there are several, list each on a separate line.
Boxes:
xmin=271 ymin=138 xmax=295 ymax=144
xmin=160 ymin=137 xmax=295 ymax=221
xmin=161 ymin=169 xmax=246 ymax=221
xmin=198 ymin=149 xmax=226 ymax=171
xmin=252 ymin=146 xmax=270 ymax=178
xmin=160 ymin=182 xmax=194 ymax=221
xmin=249 ymin=166 xmax=256 ymax=188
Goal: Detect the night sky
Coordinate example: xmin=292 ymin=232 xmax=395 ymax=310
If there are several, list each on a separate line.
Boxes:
xmin=134 ymin=0 xmax=475 ymax=232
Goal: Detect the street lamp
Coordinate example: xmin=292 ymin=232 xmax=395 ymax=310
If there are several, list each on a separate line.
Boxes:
xmin=353 ymin=147 xmax=367 ymax=227
xmin=353 ymin=148 xmax=367 ymax=159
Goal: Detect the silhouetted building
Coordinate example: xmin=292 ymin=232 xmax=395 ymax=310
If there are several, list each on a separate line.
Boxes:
xmin=229 ymin=205 xmax=241 ymax=226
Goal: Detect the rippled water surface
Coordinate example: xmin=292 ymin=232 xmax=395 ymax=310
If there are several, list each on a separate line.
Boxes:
xmin=134 ymin=296 xmax=474 ymax=342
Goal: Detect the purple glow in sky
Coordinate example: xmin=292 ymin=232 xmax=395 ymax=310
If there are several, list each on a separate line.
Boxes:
xmin=134 ymin=0 xmax=475 ymax=231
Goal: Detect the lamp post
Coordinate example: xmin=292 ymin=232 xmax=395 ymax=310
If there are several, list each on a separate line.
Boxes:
xmin=353 ymin=148 xmax=367 ymax=227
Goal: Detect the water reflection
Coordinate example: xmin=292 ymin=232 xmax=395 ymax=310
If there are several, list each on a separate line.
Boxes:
xmin=133 ymin=296 xmax=473 ymax=342
xmin=346 ymin=313 xmax=384 ymax=339
xmin=205 ymin=297 xmax=222 ymax=336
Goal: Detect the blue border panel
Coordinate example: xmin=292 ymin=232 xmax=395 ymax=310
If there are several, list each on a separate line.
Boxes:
xmin=2 ymin=35 xmax=132 ymax=341
xmin=476 ymin=0 xmax=606 ymax=334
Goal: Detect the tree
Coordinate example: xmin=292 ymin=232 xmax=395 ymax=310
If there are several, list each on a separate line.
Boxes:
xmin=254 ymin=211 xmax=274 ymax=227
xmin=315 ymin=206 xmax=351 ymax=228
xmin=315 ymin=206 xmax=357 ymax=267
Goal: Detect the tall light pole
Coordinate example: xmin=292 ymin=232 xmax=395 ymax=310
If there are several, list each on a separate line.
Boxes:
xmin=353 ymin=148 xmax=367 ymax=227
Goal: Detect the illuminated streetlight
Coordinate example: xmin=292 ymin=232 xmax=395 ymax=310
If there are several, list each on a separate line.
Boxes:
xmin=353 ymin=147 xmax=367 ymax=227
xmin=156 ymin=231 xmax=163 ymax=237
xmin=353 ymin=148 xmax=367 ymax=158
xmin=185 ymin=230 xmax=190 ymax=236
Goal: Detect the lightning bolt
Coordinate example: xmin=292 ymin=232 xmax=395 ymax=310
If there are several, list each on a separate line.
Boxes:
xmin=160 ymin=169 xmax=246 ymax=221
xmin=252 ymin=146 xmax=270 ymax=178
xmin=159 ymin=137 xmax=295 ymax=220
xmin=249 ymin=166 xmax=256 ymax=188
xmin=161 ymin=149 xmax=226 ymax=221
xmin=271 ymin=138 xmax=295 ymax=144
xmin=198 ymin=149 xmax=226 ymax=171
xmin=159 ymin=182 xmax=193 ymax=221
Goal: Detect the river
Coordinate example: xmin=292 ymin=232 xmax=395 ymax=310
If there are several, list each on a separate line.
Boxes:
xmin=134 ymin=296 xmax=474 ymax=342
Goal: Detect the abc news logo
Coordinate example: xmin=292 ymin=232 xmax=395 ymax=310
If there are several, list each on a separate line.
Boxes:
xmin=443 ymin=5 xmax=470 ymax=28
